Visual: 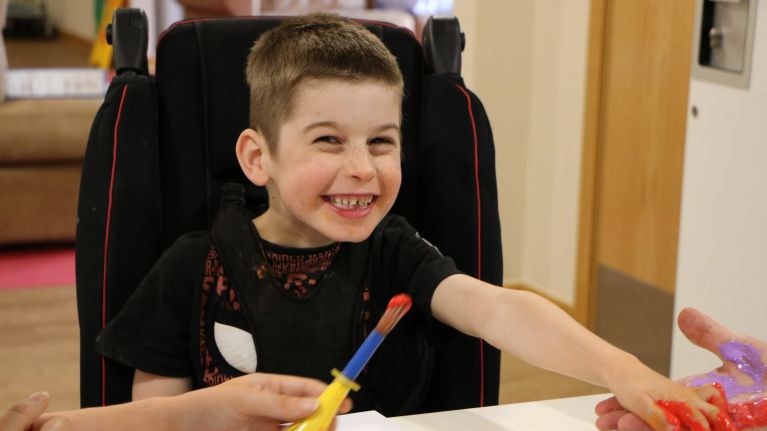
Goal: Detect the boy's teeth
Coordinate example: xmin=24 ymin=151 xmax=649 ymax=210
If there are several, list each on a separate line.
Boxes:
xmin=331 ymin=196 xmax=372 ymax=209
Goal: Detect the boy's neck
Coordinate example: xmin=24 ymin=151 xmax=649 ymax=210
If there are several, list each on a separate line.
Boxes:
xmin=252 ymin=210 xmax=336 ymax=249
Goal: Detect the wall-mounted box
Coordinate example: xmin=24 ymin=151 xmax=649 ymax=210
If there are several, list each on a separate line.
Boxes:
xmin=691 ymin=0 xmax=758 ymax=89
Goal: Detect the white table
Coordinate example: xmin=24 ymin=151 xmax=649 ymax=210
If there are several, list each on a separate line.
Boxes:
xmin=337 ymin=393 xmax=610 ymax=430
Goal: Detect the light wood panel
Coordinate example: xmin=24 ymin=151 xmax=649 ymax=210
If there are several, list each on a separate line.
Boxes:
xmin=594 ymin=0 xmax=695 ymax=294
xmin=0 ymin=286 xmax=80 ymax=412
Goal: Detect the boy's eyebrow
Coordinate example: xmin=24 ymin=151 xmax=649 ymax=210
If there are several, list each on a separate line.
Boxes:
xmin=374 ymin=123 xmax=402 ymax=133
xmin=303 ymin=121 xmax=401 ymax=134
xmin=303 ymin=121 xmax=338 ymax=132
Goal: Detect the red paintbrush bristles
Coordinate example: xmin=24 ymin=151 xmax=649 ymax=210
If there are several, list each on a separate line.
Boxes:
xmin=375 ymin=293 xmax=413 ymax=335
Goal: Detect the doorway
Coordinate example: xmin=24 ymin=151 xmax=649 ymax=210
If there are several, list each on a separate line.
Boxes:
xmin=577 ymin=0 xmax=696 ymax=375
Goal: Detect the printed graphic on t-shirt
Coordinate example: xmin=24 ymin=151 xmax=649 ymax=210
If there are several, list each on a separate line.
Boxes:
xmin=264 ymin=245 xmax=340 ymax=299
xmin=201 ymin=246 xmax=248 ymax=386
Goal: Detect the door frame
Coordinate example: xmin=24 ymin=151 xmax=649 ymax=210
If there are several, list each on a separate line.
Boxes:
xmin=573 ymin=0 xmax=608 ymax=328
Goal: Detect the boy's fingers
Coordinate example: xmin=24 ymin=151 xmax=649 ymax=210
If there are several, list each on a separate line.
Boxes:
xmin=698 ymin=406 xmax=736 ymax=431
xmin=0 ymin=392 xmax=50 ymax=431
xmin=230 ymin=373 xmax=352 ymax=423
xmin=245 ymin=373 xmax=328 ymax=398
xmin=618 ymin=396 xmax=678 ymax=431
xmin=642 ymin=401 xmax=680 ymax=431
xmin=689 ymin=386 xmax=734 ymax=431
xmin=238 ymin=392 xmax=321 ymax=422
xmin=693 ymin=383 xmax=728 ymax=412
xmin=658 ymin=400 xmax=711 ymax=431
xmin=655 ymin=402 xmax=681 ymax=431
xmin=338 ymin=397 xmax=353 ymax=414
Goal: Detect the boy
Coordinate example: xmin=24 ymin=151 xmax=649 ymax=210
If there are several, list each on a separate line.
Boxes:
xmin=97 ymin=13 xmax=719 ymax=430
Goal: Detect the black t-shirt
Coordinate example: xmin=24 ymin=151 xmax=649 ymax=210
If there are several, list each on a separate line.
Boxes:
xmin=96 ymin=206 xmax=461 ymax=415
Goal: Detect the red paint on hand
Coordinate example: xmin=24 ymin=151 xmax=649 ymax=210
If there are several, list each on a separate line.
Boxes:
xmin=658 ymin=381 xmax=767 ymax=430
xmin=727 ymin=399 xmax=767 ymax=430
xmin=708 ymin=383 xmax=737 ymax=431
xmin=657 ymin=401 xmax=707 ymax=431
xmin=657 ymin=401 xmax=682 ymax=431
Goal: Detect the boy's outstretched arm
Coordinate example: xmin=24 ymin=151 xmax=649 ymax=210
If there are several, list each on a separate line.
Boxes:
xmin=431 ymin=274 xmax=721 ymax=431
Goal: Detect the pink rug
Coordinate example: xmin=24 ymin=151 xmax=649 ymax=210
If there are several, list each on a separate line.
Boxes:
xmin=0 ymin=247 xmax=76 ymax=290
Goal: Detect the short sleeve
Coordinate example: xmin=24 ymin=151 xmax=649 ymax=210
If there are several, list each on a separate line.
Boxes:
xmin=377 ymin=215 xmax=462 ymax=345
xmin=95 ymin=234 xmax=208 ymax=377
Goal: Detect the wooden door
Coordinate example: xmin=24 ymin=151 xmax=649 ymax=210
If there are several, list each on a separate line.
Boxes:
xmin=576 ymin=0 xmax=696 ymax=375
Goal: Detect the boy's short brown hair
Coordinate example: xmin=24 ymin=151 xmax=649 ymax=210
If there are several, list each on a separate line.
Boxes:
xmin=245 ymin=13 xmax=404 ymax=151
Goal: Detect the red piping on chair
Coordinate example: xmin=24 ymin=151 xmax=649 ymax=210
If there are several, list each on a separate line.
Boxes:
xmin=454 ymin=84 xmax=484 ymax=407
xmin=101 ymin=84 xmax=128 ymax=406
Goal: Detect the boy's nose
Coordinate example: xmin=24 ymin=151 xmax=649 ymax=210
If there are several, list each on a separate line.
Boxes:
xmin=344 ymin=149 xmax=376 ymax=182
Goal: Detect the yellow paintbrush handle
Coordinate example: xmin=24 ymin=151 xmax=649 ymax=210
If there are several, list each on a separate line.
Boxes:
xmin=286 ymin=369 xmax=360 ymax=431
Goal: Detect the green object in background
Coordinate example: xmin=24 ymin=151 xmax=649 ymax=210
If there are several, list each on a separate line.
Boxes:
xmin=94 ymin=0 xmax=104 ymax=35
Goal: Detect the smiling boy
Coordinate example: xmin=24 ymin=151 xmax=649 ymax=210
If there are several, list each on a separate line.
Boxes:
xmin=96 ymin=13 xmax=722 ymax=431
xmin=240 ymin=78 xmax=402 ymax=247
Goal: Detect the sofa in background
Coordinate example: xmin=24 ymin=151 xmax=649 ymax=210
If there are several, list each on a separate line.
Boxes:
xmin=0 ymin=98 xmax=101 ymax=245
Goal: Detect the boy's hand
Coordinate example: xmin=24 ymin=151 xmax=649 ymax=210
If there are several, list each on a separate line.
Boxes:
xmin=604 ymin=357 xmax=721 ymax=431
xmin=596 ymin=308 xmax=767 ymax=430
xmin=171 ymin=372 xmax=353 ymax=431
xmin=596 ymin=383 xmax=735 ymax=431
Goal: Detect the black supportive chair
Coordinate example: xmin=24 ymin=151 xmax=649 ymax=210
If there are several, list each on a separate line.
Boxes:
xmin=76 ymin=8 xmax=502 ymax=412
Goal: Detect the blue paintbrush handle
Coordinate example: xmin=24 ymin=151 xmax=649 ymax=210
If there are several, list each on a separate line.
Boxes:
xmin=341 ymin=330 xmax=384 ymax=380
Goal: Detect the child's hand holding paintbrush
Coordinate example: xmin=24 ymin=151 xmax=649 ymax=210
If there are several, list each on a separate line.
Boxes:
xmin=287 ymin=293 xmax=413 ymax=431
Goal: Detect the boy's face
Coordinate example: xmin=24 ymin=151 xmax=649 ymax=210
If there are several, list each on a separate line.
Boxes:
xmin=247 ymin=78 xmax=402 ymax=247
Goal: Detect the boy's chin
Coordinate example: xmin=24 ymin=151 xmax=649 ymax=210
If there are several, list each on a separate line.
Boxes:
xmin=324 ymin=224 xmax=378 ymax=244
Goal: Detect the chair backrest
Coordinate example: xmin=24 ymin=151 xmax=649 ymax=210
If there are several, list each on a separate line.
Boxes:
xmin=76 ymin=8 xmax=502 ymax=412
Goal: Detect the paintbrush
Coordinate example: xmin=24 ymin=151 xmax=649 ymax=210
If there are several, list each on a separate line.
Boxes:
xmin=287 ymin=293 xmax=413 ymax=431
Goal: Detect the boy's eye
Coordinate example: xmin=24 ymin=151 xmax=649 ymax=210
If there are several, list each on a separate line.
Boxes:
xmin=369 ymin=137 xmax=399 ymax=156
xmin=370 ymin=137 xmax=395 ymax=145
xmin=315 ymin=136 xmax=341 ymax=144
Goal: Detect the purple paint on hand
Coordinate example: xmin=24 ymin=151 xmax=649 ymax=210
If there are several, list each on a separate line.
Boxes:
xmin=688 ymin=340 xmax=767 ymax=399
xmin=722 ymin=340 xmax=766 ymax=383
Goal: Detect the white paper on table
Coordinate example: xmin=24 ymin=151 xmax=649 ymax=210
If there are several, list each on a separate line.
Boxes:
xmin=388 ymin=394 xmax=605 ymax=431
xmin=336 ymin=410 xmax=408 ymax=430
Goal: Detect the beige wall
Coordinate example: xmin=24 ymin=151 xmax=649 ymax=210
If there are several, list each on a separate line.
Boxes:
xmin=47 ymin=0 xmax=95 ymax=41
xmin=454 ymin=0 xmax=590 ymax=305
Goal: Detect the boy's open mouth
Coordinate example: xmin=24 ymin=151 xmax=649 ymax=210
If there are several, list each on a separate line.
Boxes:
xmin=324 ymin=195 xmax=376 ymax=210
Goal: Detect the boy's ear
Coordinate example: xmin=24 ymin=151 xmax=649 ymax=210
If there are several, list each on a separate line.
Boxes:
xmin=236 ymin=128 xmax=271 ymax=186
